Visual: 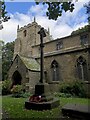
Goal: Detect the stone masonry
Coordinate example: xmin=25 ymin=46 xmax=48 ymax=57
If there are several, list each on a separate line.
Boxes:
xmin=8 ymin=19 xmax=90 ymax=96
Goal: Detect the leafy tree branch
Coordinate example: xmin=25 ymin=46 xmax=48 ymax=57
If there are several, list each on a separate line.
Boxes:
xmin=0 ymin=0 xmax=10 ymax=30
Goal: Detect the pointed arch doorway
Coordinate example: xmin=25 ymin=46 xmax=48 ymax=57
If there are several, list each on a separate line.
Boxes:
xmin=12 ymin=71 xmax=22 ymax=86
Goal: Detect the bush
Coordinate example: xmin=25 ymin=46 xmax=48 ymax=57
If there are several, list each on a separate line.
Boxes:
xmin=11 ymin=85 xmax=31 ymax=98
xmin=59 ymin=81 xmax=86 ymax=98
xmin=54 ymin=92 xmax=72 ymax=98
xmin=2 ymin=80 xmax=11 ymax=95
xmin=11 ymin=85 xmax=24 ymax=98
xmin=20 ymin=92 xmax=31 ymax=98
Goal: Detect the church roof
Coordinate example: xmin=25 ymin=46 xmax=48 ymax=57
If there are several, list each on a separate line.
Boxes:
xmin=14 ymin=54 xmax=40 ymax=71
xmin=20 ymin=55 xmax=40 ymax=71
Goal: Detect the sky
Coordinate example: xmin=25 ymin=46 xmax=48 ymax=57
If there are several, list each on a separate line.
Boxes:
xmin=0 ymin=0 xmax=89 ymax=43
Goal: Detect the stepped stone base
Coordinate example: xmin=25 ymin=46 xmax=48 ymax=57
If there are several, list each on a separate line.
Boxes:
xmin=25 ymin=83 xmax=60 ymax=110
xmin=25 ymin=98 xmax=60 ymax=110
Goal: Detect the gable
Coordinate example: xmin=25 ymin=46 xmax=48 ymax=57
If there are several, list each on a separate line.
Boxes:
xmin=13 ymin=54 xmax=40 ymax=71
xmin=19 ymin=55 xmax=40 ymax=71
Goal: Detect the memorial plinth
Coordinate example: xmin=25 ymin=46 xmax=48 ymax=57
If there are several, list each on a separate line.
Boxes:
xmin=25 ymin=98 xmax=60 ymax=110
xmin=35 ymin=83 xmax=51 ymax=97
xmin=25 ymin=83 xmax=60 ymax=110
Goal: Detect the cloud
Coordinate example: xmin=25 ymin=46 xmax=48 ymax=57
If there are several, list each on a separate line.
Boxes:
xmin=0 ymin=12 xmax=32 ymax=43
xmin=5 ymin=0 xmax=35 ymax=2
xmin=0 ymin=1 xmax=89 ymax=43
xmin=28 ymin=4 xmax=47 ymax=16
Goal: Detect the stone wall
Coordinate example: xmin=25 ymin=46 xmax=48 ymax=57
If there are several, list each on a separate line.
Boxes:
xmin=32 ymin=31 xmax=90 ymax=58
xmin=28 ymin=71 xmax=40 ymax=93
xmin=11 ymin=21 xmax=90 ymax=95
xmin=43 ymin=50 xmax=88 ymax=82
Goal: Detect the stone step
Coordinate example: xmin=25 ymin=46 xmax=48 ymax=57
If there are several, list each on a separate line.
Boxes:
xmin=62 ymin=103 xmax=90 ymax=120
xmin=25 ymin=98 xmax=60 ymax=110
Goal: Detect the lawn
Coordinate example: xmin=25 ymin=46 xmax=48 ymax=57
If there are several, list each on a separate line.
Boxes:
xmin=2 ymin=95 xmax=90 ymax=119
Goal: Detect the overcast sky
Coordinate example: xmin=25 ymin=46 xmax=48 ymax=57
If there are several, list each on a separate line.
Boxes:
xmin=0 ymin=0 xmax=89 ymax=43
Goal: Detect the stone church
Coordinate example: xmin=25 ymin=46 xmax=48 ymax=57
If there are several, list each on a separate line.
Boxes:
xmin=8 ymin=18 xmax=90 ymax=95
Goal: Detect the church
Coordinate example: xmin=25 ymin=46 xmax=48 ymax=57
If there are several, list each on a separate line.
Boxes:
xmin=8 ymin=18 xmax=90 ymax=96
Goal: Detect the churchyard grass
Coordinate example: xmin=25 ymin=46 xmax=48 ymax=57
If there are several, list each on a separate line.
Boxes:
xmin=2 ymin=95 xmax=90 ymax=119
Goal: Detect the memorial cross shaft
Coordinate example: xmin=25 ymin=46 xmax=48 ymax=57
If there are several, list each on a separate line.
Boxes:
xmin=38 ymin=28 xmax=46 ymax=83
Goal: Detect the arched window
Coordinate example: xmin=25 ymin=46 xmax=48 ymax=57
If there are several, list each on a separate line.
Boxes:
xmin=77 ymin=56 xmax=88 ymax=81
xmin=51 ymin=60 xmax=59 ymax=81
xmin=23 ymin=30 xmax=27 ymax=37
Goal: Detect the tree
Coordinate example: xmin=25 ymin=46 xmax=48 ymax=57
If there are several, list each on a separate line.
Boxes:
xmin=0 ymin=0 xmax=75 ymax=22
xmin=2 ymin=41 xmax=14 ymax=80
xmin=71 ymin=25 xmax=90 ymax=35
xmin=0 ymin=0 xmax=10 ymax=30
xmin=85 ymin=1 xmax=90 ymax=24
xmin=1 ymin=0 xmax=90 ymax=22
xmin=36 ymin=1 xmax=74 ymax=20
xmin=0 ymin=40 xmax=4 ymax=80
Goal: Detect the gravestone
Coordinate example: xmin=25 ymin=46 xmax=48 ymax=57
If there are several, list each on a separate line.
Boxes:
xmin=62 ymin=103 xmax=90 ymax=119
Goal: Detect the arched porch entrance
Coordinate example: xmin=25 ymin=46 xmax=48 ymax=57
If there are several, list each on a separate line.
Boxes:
xmin=12 ymin=71 xmax=22 ymax=86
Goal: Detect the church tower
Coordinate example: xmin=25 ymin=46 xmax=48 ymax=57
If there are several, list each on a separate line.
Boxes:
xmin=13 ymin=18 xmax=51 ymax=58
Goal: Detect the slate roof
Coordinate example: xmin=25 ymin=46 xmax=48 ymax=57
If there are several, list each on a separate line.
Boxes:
xmin=15 ymin=54 xmax=40 ymax=71
xmin=20 ymin=55 xmax=40 ymax=71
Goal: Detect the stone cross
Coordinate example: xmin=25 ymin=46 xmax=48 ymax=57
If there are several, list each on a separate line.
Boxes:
xmin=38 ymin=28 xmax=46 ymax=83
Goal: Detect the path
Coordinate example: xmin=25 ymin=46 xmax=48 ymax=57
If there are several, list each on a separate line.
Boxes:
xmin=1 ymin=109 xmax=9 ymax=119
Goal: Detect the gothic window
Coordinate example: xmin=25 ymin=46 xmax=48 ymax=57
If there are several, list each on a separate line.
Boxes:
xmin=77 ymin=56 xmax=88 ymax=81
xmin=80 ymin=34 xmax=88 ymax=45
xmin=51 ymin=60 xmax=59 ymax=81
xmin=23 ymin=30 xmax=27 ymax=37
xmin=56 ymin=41 xmax=63 ymax=50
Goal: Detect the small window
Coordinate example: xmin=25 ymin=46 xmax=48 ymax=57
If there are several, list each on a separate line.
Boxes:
xmin=56 ymin=41 xmax=63 ymax=50
xmin=80 ymin=34 xmax=88 ymax=45
xmin=23 ymin=30 xmax=27 ymax=37
xmin=16 ymin=57 xmax=18 ymax=64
